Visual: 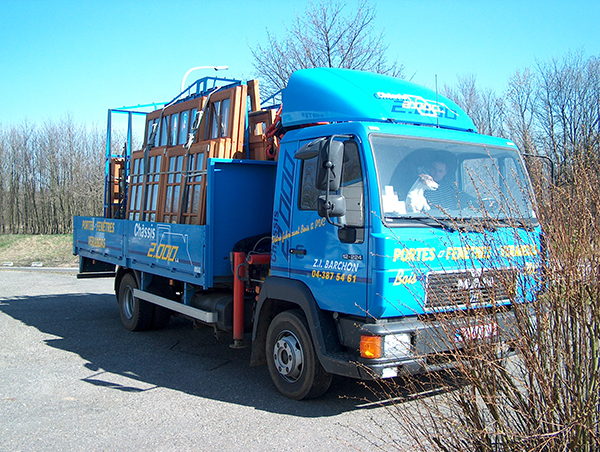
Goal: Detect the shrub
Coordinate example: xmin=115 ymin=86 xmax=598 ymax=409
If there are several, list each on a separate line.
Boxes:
xmin=366 ymin=157 xmax=600 ymax=452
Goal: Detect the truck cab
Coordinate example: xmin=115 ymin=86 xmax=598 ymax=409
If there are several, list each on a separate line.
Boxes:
xmin=252 ymin=68 xmax=541 ymax=398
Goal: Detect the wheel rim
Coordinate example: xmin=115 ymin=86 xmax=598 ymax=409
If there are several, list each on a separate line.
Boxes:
xmin=122 ymin=286 xmax=135 ymax=320
xmin=272 ymin=329 xmax=304 ymax=383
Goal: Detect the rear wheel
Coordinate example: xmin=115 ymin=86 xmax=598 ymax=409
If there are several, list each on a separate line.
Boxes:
xmin=149 ymin=285 xmax=174 ymax=330
xmin=117 ymin=273 xmax=153 ymax=331
xmin=266 ymin=309 xmax=332 ymax=400
xmin=151 ymin=305 xmax=171 ymax=330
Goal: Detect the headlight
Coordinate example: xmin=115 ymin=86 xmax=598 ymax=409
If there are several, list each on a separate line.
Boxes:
xmin=384 ymin=333 xmax=412 ymax=358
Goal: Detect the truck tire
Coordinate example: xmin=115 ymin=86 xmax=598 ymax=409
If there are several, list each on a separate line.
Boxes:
xmin=117 ymin=273 xmax=153 ymax=331
xmin=151 ymin=305 xmax=171 ymax=330
xmin=149 ymin=285 xmax=174 ymax=330
xmin=266 ymin=309 xmax=332 ymax=400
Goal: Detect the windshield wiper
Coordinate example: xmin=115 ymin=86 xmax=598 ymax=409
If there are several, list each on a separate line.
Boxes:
xmin=384 ymin=214 xmax=537 ymax=232
xmin=494 ymin=217 xmax=537 ymax=231
xmin=454 ymin=218 xmax=497 ymax=232
xmin=400 ymin=215 xmax=499 ymax=232
xmin=384 ymin=215 xmax=457 ymax=231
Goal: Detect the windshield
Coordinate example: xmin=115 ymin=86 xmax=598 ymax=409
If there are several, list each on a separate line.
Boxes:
xmin=371 ymin=134 xmax=537 ymax=225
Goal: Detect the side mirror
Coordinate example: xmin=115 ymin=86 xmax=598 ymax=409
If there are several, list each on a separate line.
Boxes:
xmin=316 ymin=140 xmax=344 ymax=191
xmin=318 ymin=194 xmax=346 ymax=218
xmin=295 ymin=137 xmax=326 ymax=160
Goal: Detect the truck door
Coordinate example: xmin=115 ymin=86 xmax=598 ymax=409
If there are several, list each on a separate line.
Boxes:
xmin=289 ymin=138 xmax=368 ymax=316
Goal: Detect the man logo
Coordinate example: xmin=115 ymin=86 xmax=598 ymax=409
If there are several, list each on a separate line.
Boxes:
xmin=456 ymin=275 xmax=495 ymax=291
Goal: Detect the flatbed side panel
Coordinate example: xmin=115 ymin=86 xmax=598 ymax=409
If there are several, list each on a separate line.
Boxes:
xmin=73 ymin=216 xmax=207 ymax=287
xmin=206 ymin=159 xmax=277 ymax=286
xmin=74 ymin=216 xmax=125 ymax=267
xmin=125 ymin=220 xmax=206 ymax=287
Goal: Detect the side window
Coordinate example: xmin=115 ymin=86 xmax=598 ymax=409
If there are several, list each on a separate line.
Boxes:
xmin=340 ymin=141 xmax=365 ymax=228
xmin=298 ymin=139 xmax=365 ymax=239
xmin=299 ymin=157 xmax=320 ymax=211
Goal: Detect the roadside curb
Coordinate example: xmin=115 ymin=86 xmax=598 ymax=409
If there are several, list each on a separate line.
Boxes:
xmin=0 ymin=267 xmax=78 ymax=273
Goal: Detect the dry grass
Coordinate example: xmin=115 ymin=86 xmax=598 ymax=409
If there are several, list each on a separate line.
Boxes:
xmin=0 ymin=234 xmax=78 ymax=267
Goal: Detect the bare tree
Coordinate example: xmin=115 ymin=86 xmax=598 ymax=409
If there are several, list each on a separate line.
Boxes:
xmin=443 ymin=74 xmax=505 ymax=137
xmin=534 ymin=51 xmax=600 ymax=171
xmin=498 ymin=51 xmax=600 ymax=182
xmin=251 ymin=0 xmax=403 ymax=99
xmin=5 ymin=122 xmax=37 ymax=233
xmin=504 ymin=68 xmax=537 ymax=154
xmin=0 ymin=125 xmax=6 ymax=234
xmin=0 ymin=118 xmax=104 ymax=234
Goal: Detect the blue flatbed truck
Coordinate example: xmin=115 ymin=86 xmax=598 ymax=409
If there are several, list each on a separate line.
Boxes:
xmin=74 ymin=68 xmax=542 ymax=399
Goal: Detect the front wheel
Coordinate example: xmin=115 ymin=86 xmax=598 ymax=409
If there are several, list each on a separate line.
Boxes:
xmin=266 ymin=309 xmax=332 ymax=400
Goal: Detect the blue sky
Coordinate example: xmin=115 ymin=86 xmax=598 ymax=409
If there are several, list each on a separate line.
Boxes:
xmin=1 ymin=0 xmax=599 ymax=129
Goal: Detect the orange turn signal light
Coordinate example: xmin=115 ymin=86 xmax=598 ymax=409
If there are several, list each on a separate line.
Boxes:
xmin=360 ymin=335 xmax=382 ymax=359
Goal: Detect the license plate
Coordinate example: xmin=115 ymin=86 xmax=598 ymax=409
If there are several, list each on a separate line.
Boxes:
xmin=455 ymin=323 xmax=498 ymax=342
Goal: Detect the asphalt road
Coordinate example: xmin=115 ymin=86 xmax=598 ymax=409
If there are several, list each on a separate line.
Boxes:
xmin=0 ymin=270 xmax=418 ymax=451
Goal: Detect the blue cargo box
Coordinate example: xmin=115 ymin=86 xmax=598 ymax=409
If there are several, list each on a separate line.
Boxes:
xmin=74 ymin=159 xmax=277 ymax=288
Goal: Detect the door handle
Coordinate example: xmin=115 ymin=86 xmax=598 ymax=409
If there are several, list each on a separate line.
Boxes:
xmin=290 ymin=248 xmax=307 ymax=256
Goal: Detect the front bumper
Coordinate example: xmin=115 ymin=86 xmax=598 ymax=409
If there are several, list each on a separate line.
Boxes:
xmin=336 ymin=306 xmax=526 ymax=379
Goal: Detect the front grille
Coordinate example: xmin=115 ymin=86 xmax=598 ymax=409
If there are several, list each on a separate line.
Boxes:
xmin=425 ymin=268 xmax=516 ymax=310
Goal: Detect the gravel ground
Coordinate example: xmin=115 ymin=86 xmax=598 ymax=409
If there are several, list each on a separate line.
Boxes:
xmin=0 ymin=270 xmax=419 ymax=451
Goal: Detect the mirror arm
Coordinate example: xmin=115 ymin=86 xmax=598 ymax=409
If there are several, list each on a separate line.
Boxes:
xmin=324 ymin=165 xmax=345 ymax=229
xmin=522 ymin=153 xmax=555 ymax=185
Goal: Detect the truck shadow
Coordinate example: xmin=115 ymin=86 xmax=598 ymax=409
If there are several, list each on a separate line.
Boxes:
xmin=0 ymin=289 xmax=451 ymax=418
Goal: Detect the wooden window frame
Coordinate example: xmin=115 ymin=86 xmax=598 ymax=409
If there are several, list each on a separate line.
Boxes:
xmin=128 ymin=84 xmax=251 ymax=224
xmin=162 ymin=147 xmax=187 ymax=223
